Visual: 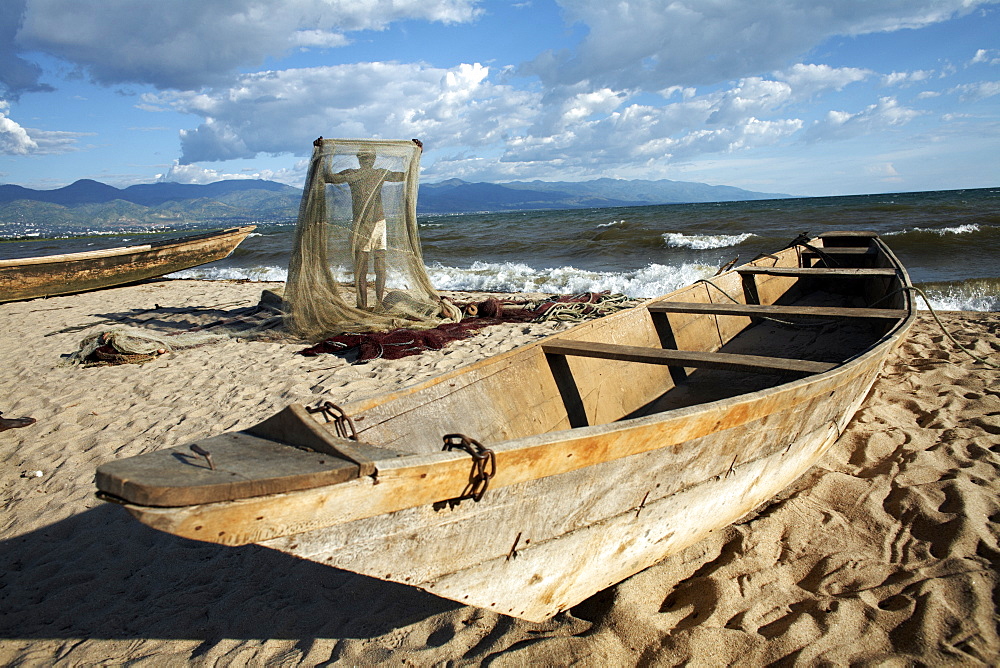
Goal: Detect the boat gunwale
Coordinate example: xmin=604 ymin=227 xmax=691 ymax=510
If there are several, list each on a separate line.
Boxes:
xmin=0 ymin=225 xmax=256 ymax=268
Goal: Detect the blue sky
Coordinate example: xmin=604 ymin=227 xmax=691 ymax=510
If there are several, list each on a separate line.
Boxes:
xmin=1 ymin=0 xmax=998 ymax=197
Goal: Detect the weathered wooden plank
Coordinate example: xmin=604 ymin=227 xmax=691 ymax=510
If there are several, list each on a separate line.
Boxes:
xmin=541 ymin=339 xmax=836 ymax=375
xmin=818 ymin=230 xmax=879 ymax=238
xmin=96 ymin=430 xmax=365 ymax=507
xmin=245 ymin=404 xmax=403 ymax=477
xmin=800 ymin=246 xmax=874 ymax=256
xmin=688 ymin=269 xmax=751 ymax=345
xmin=737 ymin=267 xmax=897 ymax=277
xmin=647 ymin=301 xmax=907 ymax=320
xmin=343 ymin=347 xmax=572 ymax=452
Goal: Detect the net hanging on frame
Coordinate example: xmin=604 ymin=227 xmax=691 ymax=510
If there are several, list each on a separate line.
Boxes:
xmin=284 ymin=138 xmax=459 ymax=340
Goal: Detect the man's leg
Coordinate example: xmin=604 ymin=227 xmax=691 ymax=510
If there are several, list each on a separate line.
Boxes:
xmin=374 ymin=250 xmax=387 ymax=305
xmin=354 ymin=250 xmax=370 ymax=308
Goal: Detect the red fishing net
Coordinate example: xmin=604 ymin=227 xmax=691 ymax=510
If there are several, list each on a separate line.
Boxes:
xmin=298 ymin=292 xmax=638 ymax=361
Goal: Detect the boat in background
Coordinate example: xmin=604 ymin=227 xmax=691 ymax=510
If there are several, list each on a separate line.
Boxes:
xmin=96 ymin=231 xmax=914 ymax=621
xmin=0 ymin=225 xmax=256 ymax=303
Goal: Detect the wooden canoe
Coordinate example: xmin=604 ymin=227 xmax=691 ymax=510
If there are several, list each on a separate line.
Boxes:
xmin=0 ymin=225 xmax=256 ymax=303
xmin=96 ymin=231 xmax=915 ymax=621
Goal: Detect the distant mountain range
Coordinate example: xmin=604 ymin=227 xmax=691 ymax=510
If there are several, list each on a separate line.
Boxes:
xmin=420 ymin=178 xmax=789 ymax=213
xmin=0 ymin=177 xmax=790 ymax=233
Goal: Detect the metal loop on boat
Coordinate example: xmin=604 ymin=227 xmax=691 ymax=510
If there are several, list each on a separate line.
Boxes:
xmin=442 ymin=433 xmax=496 ymax=503
xmin=306 ymin=401 xmax=359 ymax=441
xmin=190 ymin=443 xmax=215 ymax=470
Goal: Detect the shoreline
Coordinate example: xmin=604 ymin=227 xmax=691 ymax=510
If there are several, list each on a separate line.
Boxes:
xmin=1 ymin=279 xmax=997 ymax=664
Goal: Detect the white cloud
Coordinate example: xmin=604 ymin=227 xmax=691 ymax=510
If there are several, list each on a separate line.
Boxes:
xmin=802 ymin=97 xmax=922 ymax=142
xmin=969 ymin=48 xmax=1000 ymax=65
xmin=865 ymin=162 xmax=900 ymax=177
xmin=156 ymin=160 xmax=306 ymax=185
xmin=7 ymin=0 xmax=991 ymax=188
xmin=952 ymin=80 xmax=1000 ymax=101
xmin=524 ymin=0 xmax=995 ymax=90
xmin=0 ymin=98 xmax=88 ymax=155
xmin=881 ymin=70 xmax=934 ymax=86
xmin=0 ymin=101 xmax=38 ymax=154
xmin=156 ymin=57 xmax=917 ymax=181
xmin=291 ymin=30 xmax=351 ymax=49
xmin=12 ymin=0 xmax=483 ymax=91
xmin=774 ymin=64 xmax=872 ymax=96
xmin=144 ymin=62 xmax=538 ymax=164
xmin=498 ymin=83 xmax=803 ymax=173
xmin=705 ymin=78 xmax=793 ymax=125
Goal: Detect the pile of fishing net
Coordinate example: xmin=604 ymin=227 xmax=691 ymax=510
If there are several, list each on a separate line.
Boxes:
xmin=298 ymin=292 xmax=639 ymax=362
xmin=66 ymin=327 xmax=227 ymax=366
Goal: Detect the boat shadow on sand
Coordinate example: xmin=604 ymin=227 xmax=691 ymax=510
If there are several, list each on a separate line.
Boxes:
xmin=0 ymin=503 xmax=461 ymax=642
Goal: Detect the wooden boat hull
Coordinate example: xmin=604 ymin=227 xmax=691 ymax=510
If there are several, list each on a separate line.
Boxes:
xmin=97 ymin=232 xmax=914 ymax=621
xmin=0 ymin=225 xmax=256 ymax=302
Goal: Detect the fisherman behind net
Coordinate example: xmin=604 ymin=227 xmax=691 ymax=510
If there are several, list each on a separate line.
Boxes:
xmin=284 ymin=138 xmax=458 ymax=340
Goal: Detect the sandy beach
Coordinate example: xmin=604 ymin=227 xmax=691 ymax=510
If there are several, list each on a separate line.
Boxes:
xmin=1 ymin=278 xmax=997 ymax=666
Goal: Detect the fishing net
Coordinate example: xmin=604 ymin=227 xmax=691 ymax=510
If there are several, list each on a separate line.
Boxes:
xmin=66 ymin=327 xmax=227 ymax=366
xmin=283 ymin=138 xmax=459 ymax=341
xmin=298 ymin=292 xmax=642 ymax=362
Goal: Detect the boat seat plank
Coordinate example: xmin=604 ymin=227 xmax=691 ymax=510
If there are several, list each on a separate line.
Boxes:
xmin=541 ymin=339 xmax=836 ymax=375
xmin=818 ymin=230 xmax=879 ymax=238
xmin=737 ymin=267 xmax=897 ymax=277
xmin=647 ymin=301 xmax=907 ymax=320
xmin=800 ymin=247 xmax=874 ymax=256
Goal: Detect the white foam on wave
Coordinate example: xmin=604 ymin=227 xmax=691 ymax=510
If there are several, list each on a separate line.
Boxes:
xmin=662 ymin=232 xmax=755 ymax=250
xmin=918 ymin=285 xmax=1000 ymax=312
xmin=596 ymin=219 xmax=626 ymax=228
xmin=427 ymin=260 xmax=715 ymax=299
xmin=166 ymin=260 xmax=1000 ymax=313
xmin=886 ymin=224 xmax=981 ymax=236
xmin=168 ymin=260 xmax=716 ymax=299
xmin=168 ymin=265 xmax=288 ymax=282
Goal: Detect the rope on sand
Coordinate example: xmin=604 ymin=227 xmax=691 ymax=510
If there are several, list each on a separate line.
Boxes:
xmin=902 ymin=286 xmax=998 ymax=369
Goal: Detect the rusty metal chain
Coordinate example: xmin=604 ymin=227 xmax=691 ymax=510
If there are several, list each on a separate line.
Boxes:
xmin=306 ymin=401 xmax=359 ymax=441
xmin=442 ymin=433 xmax=496 ymax=503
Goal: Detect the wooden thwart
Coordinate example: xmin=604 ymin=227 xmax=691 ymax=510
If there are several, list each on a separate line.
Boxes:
xmin=800 ymin=247 xmax=874 ymax=256
xmin=647 ymin=301 xmax=907 ymax=320
xmin=818 ymin=230 xmax=879 ymax=238
xmin=737 ymin=267 xmax=897 ymax=277
xmin=542 ymin=339 xmax=836 ymax=376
